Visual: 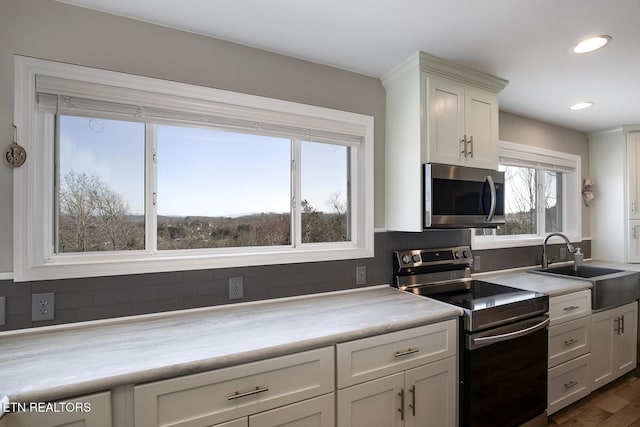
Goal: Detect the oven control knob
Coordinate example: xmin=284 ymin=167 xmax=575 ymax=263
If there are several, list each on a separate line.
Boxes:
xmin=412 ymin=254 xmax=421 ymax=263
xmin=454 ymin=251 xmax=462 ymax=259
xmin=463 ymin=251 xmax=470 ymax=258
xmin=402 ymin=255 xmax=411 ymax=264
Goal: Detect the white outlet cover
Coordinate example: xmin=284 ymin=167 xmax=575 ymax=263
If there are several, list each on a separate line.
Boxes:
xmin=32 ymin=292 xmax=55 ymax=321
xmin=228 ymin=277 xmax=244 ymax=299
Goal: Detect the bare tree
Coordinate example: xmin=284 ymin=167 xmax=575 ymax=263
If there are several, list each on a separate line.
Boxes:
xmin=59 ymin=171 xmax=140 ymax=252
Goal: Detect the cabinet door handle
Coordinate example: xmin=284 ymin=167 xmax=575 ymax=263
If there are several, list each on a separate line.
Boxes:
xmin=563 ymin=306 xmax=580 ymax=312
xmin=460 ymin=135 xmax=467 ymax=157
xmin=621 ymin=314 xmax=625 ymax=334
xmin=564 ymin=380 xmax=578 ymax=389
xmin=564 ymin=339 xmax=578 ymax=346
xmin=394 ymin=348 xmax=420 ymax=358
xmin=633 ymin=201 xmax=637 ymax=214
xmin=633 ymin=226 xmax=637 ymax=240
xmin=468 ymin=135 xmax=474 ymax=158
xmin=227 ymin=386 xmax=269 ymax=400
xmin=614 ymin=317 xmax=621 ymax=335
xmin=398 ymin=388 xmax=405 ymax=421
xmin=409 ymin=384 xmax=416 ymax=416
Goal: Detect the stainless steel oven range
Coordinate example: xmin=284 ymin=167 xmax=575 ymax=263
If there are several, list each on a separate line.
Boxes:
xmin=394 ymin=246 xmax=550 ymax=427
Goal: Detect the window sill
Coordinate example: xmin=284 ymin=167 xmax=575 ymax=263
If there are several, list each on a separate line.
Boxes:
xmin=471 ymin=235 xmax=583 ymax=251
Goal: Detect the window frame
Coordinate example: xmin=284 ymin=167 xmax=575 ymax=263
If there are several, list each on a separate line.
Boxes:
xmin=13 ymin=56 xmax=374 ymax=282
xmin=471 ymin=141 xmax=582 ymax=250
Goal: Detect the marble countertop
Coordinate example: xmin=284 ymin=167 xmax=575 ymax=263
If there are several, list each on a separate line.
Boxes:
xmin=477 ymin=270 xmax=592 ymax=296
xmin=0 ymin=285 xmax=461 ymax=406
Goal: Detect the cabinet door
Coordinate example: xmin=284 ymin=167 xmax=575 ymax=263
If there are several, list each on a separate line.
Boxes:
xmin=404 ymin=356 xmax=457 ymax=427
xmin=591 ymin=302 xmax=638 ymax=389
xmin=0 ymin=392 xmax=111 ymax=427
xmin=464 ymin=87 xmax=499 ymax=170
xmin=337 ymin=373 xmax=404 ymax=427
xmin=591 ymin=308 xmax=617 ymax=388
xmin=628 ymin=220 xmax=640 ymax=263
xmin=627 ymin=132 xmax=640 ymax=219
xmin=250 ymin=394 xmax=334 ymax=427
xmin=613 ymin=301 xmax=638 ymax=376
xmin=425 ymin=76 xmax=465 ymax=166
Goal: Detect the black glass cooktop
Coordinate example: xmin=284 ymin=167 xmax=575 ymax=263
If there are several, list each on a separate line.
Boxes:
xmin=409 ymin=280 xmax=549 ymax=332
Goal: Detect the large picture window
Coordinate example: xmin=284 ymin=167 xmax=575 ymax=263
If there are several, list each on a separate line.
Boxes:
xmin=14 ymin=56 xmax=374 ymax=281
xmin=472 ymin=141 xmax=581 ymax=249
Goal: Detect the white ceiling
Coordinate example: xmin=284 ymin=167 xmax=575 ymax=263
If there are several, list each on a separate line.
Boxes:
xmin=58 ymin=0 xmax=640 ymax=133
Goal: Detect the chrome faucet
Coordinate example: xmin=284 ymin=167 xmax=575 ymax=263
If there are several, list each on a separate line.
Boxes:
xmin=542 ymin=233 xmax=575 ymax=269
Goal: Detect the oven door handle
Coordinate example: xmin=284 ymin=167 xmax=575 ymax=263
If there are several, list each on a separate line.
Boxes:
xmin=469 ymin=317 xmax=549 ymax=349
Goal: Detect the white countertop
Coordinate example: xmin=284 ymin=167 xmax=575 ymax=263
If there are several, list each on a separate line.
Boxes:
xmin=0 ymin=285 xmax=461 ymax=405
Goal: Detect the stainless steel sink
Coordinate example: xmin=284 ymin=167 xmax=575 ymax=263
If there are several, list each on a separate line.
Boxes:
xmin=531 ymin=265 xmax=640 ymax=310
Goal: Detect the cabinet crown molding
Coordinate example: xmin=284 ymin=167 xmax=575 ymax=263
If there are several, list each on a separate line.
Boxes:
xmin=382 ymin=51 xmax=508 ymax=93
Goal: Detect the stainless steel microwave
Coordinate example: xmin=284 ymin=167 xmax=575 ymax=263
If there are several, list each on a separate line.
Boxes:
xmin=424 ymin=163 xmax=505 ymax=228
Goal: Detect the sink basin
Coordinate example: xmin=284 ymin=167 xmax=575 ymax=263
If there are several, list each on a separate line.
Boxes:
xmin=539 ymin=265 xmax=625 ymax=278
xmin=531 ymin=265 xmax=640 ymax=310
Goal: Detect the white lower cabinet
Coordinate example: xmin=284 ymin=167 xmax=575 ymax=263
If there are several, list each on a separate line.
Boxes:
xmin=591 ymin=301 xmax=638 ymax=389
xmin=0 ymin=392 xmax=112 ymax=427
xmin=215 ymin=394 xmax=334 ymax=427
xmin=336 ymin=321 xmax=457 ymax=427
xmin=547 ymin=290 xmax=592 ymax=415
xmin=134 ymin=347 xmax=334 ymax=427
xmin=548 ymin=353 xmax=591 ymax=414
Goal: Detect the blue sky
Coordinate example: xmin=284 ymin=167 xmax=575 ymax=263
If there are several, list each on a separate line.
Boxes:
xmin=59 ymin=116 xmax=347 ymax=217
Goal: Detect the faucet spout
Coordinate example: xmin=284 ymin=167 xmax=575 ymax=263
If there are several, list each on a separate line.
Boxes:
xmin=542 ymin=233 xmax=575 ymax=269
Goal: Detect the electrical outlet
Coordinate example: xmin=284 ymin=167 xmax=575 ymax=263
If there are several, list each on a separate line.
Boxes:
xmin=356 ymin=266 xmax=367 ymax=285
xmin=229 ymin=277 xmax=244 ymax=300
xmin=473 ymin=256 xmax=481 ymax=272
xmin=0 ymin=296 xmax=5 ymax=326
xmin=32 ymin=292 xmax=55 ymax=321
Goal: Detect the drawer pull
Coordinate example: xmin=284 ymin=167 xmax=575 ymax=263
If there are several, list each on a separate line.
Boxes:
xmin=228 ymin=386 xmax=270 ymax=400
xmin=564 ymin=380 xmax=579 ymax=389
xmin=394 ymin=348 xmax=420 ymax=358
xmin=563 ymin=306 xmax=580 ymax=312
xmin=564 ymin=339 xmax=578 ymax=346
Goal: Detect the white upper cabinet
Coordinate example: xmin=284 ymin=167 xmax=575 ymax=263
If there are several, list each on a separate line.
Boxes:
xmin=383 ymin=51 xmax=507 ymax=231
xmin=627 ymin=132 xmax=640 ymax=219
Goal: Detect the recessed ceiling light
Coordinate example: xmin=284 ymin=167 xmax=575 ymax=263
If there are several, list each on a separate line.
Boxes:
xmin=569 ymin=101 xmax=594 ymax=110
xmin=572 ymin=35 xmax=612 ymax=54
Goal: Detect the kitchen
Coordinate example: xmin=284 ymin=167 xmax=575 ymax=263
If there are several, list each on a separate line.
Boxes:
xmin=1 ymin=0 xmax=640 ymax=426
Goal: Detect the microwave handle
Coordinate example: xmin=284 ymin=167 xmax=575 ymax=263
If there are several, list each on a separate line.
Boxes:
xmin=486 ymin=175 xmax=497 ymax=222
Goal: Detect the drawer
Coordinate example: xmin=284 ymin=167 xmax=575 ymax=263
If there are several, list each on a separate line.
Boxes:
xmin=549 ymin=316 xmax=591 ymax=368
xmin=336 ymin=320 xmax=457 ymax=388
xmin=548 ymin=353 xmax=591 ymax=415
xmin=0 ymin=392 xmax=112 ymax=427
xmin=549 ymin=290 xmax=591 ymax=325
xmin=134 ymin=347 xmax=334 ymax=427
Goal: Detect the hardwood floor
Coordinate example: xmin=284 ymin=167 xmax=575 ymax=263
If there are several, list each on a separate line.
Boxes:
xmin=548 ymin=369 xmax=640 ymax=426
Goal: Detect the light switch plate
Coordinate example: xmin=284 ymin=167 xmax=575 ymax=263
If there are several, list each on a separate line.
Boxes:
xmin=0 ymin=296 xmax=5 ymax=326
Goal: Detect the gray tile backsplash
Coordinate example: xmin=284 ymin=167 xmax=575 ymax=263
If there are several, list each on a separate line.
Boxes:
xmin=0 ymin=230 xmax=590 ymax=331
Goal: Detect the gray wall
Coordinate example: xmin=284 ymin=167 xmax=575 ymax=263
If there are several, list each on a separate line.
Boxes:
xmin=0 ymin=0 xmax=592 ymax=331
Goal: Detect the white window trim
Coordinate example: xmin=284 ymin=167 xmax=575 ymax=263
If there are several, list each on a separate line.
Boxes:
xmin=13 ymin=56 xmax=374 ymax=282
xmin=471 ymin=141 xmax=582 ymax=250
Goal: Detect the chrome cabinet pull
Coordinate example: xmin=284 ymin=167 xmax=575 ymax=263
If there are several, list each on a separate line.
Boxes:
xmin=621 ymin=314 xmax=625 ymax=334
xmin=394 ymin=348 xmax=420 ymax=358
xmin=564 ymin=339 xmax=578 ymax=346
xmin=564 ymin=380 xmax=578 ymax=389
xmin=409 ymin=385 xmax=416 ymax=416
xmin=460 ymin=135 xmax=467 ymax=157
xmin=398 ymin=388 xmax=405 ymax=421
xmin=614 ymin=317 xmax=621 ymax=335
xmin=563 ymin=306 xmax=580 ymax=312
xmin=468 ymin=135 xmax=474 ymax=158
xmin=227 ymin=386 xmax=269 ymax=400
